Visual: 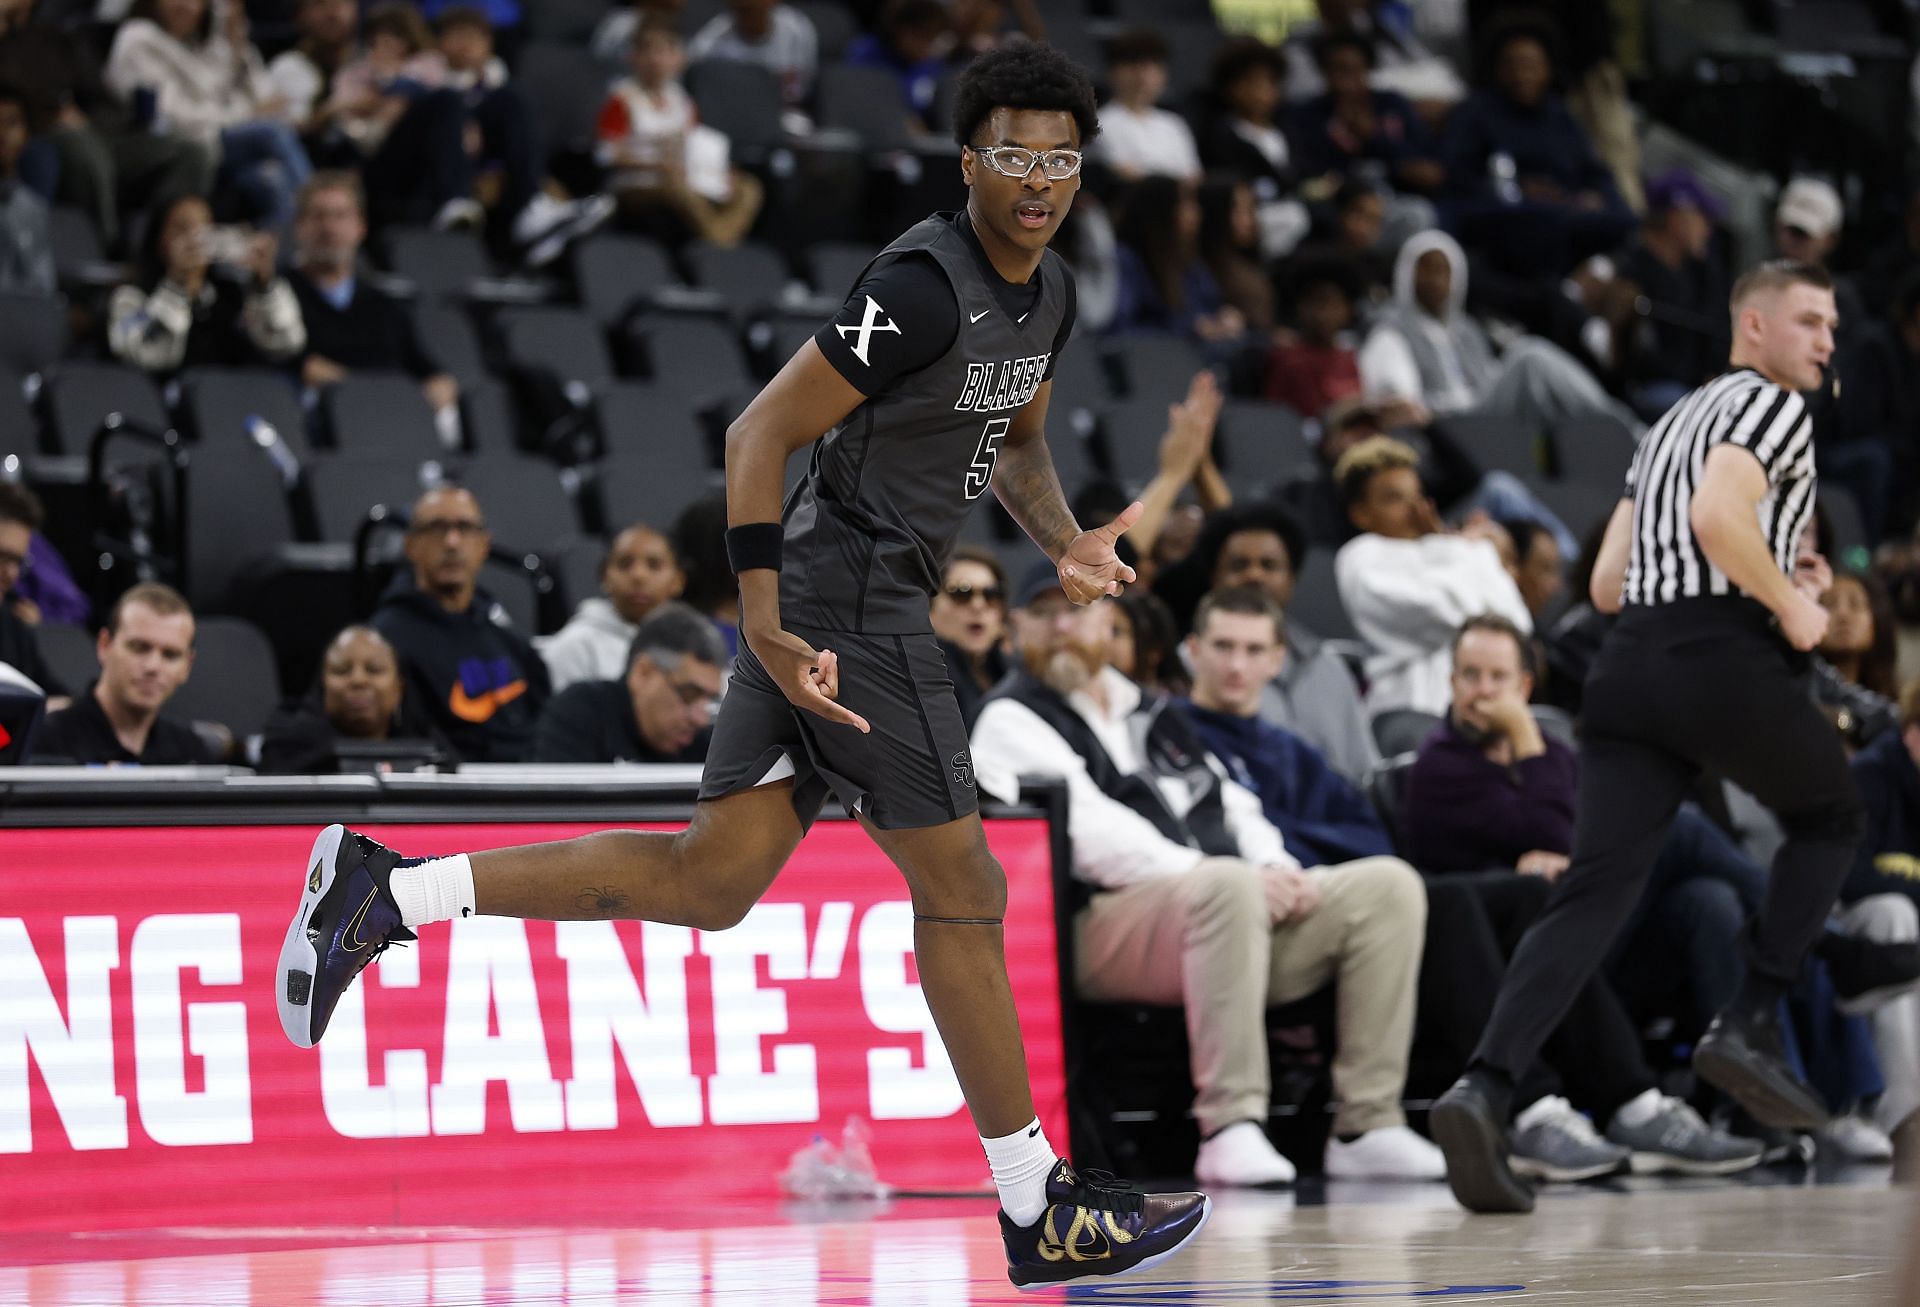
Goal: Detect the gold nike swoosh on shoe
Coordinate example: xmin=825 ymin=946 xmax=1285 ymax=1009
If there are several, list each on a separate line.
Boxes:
xmin=341 ymin=887 xmax=381 ymax=952
xmin=307 ymin=860 xmax=323 ymax=893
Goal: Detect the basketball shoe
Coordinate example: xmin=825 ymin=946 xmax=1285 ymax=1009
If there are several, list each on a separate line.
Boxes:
xmin=1000 ymin=1158 xmax=1210 ymax=1289
xmin=277 ymin=824 xmax=414 ymax=1048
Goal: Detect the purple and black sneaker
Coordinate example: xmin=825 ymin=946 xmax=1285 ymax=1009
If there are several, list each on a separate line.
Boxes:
xmin=277 ymin=824 xmax=415 ymax=1048
xmin=1000 ymin=1159 xmax=1210 ymax=1290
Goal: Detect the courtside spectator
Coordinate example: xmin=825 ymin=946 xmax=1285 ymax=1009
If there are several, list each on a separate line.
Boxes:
xmin=30 ymin=583 xmax=216 ymax=764
xmin=1097 ymin=28 xmax=1202 ymax=183
xmin=971 ymin=566 xmax=1441 ymax=1186
xmin=257 ymin=625 xmax=450 ymax=773
xmin=106 ymin=192 xmax=304 ymax=374
xmin=533 ymin=601 xmax=721 ymax=763
xmin=688 ymin=0 xmax=819 ymax=113
xmin=597 ymin=15 xmax=763 ymax=247
xmin=0 ymin=482 xmax=57 ymax=696
xmin=0 ymin=84 xmax=52 ymax=293
xmin=372 ymin=486 xmax=550 ymax=762
xmin=537 ymin=523 xmax=685 ymax=693
xmin=1333 ymin=436 xmax=1530 ymax=716
xmin=104 ymin=0 xmax=313 ymax=231
xmin=931 ymin=546 xmax=1010 ymax=730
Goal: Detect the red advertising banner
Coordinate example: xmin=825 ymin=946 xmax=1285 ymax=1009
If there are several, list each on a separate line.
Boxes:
xmin=0 ymin=819 xmax=1068 ymax=1233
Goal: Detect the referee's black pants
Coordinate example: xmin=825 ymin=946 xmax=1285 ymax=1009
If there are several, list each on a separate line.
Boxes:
xmin=1474 ymin=596 xmax=1865 ymax=1084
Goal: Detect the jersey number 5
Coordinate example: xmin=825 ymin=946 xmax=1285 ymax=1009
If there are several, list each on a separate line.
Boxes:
xmin=965 ymin=417 xmax=1009 ymax=501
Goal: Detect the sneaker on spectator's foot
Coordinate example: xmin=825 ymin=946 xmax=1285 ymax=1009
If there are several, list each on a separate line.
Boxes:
xmin=1194 ymin=1120 xmax=1294 ymax=1187
xmin=999 ymin=1159 xmax=1209 ymax=1290
xmin=1605 ymin=1094 xmax=1763 ymax=1175
xmin=1431 ymin=1070 xmax=1534 ymax=1213
xmin=1820 ymin=1111 xmax=1895 ymax=1162
xmin=1693 ymin=1007 xmax=1831 ymax=1130
xmin=1819 ymin=932 xmax=1920 ymax=1015
xmin=1507 ymin=1096 xmax=1629 ymax=1182
xmin=1324 ymin=1125 xmax=1447 ymax=1180
xmin=277 ymin=824 xmax=414 ymax=1048
xmin=516 ymin=192 xmax=614 ymax=268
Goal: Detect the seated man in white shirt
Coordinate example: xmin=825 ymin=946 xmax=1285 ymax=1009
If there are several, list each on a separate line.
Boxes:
xmin=1332 ymin=435 xmax=1532 ymax=717
xmin=1094 ymin=29 xmax=1202 ymax=183
xmin=969 ymin=562 xmax=1442 ymax=1187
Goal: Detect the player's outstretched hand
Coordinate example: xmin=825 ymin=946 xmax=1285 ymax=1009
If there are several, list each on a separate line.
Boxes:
xmin=748 ymin=627 xmax=872 ymax=733
xmin=1059 ymin=501 xmax=1143 ymax=603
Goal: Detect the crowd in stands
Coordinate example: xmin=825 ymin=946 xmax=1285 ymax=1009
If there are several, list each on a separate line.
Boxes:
xmin=11 ymin=0 xmax=1920 ymax=1189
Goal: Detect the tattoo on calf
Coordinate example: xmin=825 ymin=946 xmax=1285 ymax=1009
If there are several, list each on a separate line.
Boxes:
xmin=575 ymin=886 xmax=631 ymax=917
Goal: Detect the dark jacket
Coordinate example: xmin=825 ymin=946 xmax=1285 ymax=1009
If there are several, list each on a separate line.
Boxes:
xmin=532 ymin=678 xmax=709 ymax=763
xmin=288 ymin=268 xmax=435 ymax=376
xmin=1402 ymin=713 xmax=1579 ymax=872
xmin=256 ymin=686 xmax=452 ymax=774
xmin=1617 ymin=240 xmax=1729 ymax=391
xmin=1440 ymin=89 xmax=1625 ymax=213
xmin=0 ymin=602 xmax=60 ymax=697
xmin=1182 ymin=699 xmax=1392 ymax=867
xmin=29 ymin=683 xmax=217 ymax=765
xmin=1844 ymin=726 xmax=1920 ymax=905
xmin=0 ymin=20 xmax=119 ymax=133
xmin=370 ymin=573 xmax=550 ymax=762
xmin=1289 ymin=89 xmax=1433 ymax=183
xmin=938 ymin=637 xmax=1007 ymax=731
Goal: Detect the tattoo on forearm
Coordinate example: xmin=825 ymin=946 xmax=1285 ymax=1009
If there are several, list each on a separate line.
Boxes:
xmin=575 ymin=886 xmax=631 ymax=917
xmin=994 ymin=439 xmax=1079 ymax=557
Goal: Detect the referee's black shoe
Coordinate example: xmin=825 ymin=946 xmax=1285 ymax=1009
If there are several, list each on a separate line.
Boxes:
xmin=1431 ymin=1069 xmax=1535 ymax=1214
xmin=1693 ymin=1007 xmax=1830 ymax=1131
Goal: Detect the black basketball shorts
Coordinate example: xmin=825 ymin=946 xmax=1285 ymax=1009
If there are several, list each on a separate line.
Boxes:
xmin=697 ymin=622 xmax=980 ymax=830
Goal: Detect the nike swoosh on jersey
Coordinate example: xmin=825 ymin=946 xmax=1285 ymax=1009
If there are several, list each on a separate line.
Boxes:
xmin=970 ymin=309 xmax=991 ymax=323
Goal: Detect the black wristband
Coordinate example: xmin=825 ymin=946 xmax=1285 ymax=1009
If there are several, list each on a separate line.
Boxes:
xmin=725 ymin=522 xmax=785 ymax=574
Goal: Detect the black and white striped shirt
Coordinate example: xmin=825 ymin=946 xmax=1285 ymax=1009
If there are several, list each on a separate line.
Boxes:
xmin=1619 ymin=369 xmax=1815 ymax=607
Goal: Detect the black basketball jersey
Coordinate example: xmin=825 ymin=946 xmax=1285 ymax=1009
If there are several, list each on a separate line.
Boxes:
xmin=780 ymin=214 xmax=1073 ymax=633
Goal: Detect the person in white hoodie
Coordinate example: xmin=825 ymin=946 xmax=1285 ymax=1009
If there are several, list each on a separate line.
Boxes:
xmin=1333 ymin=434 xmax=1532 ymax=717
xmin=105 ymin=0 xmax=312 ymax=230
xmin=1358 ymin=228 xmax=1636 ymax=435
xmin=537 ymin=523 xmax=685 ymax=693
xmin=969 ymin=563 xmax=1441 ymax=1189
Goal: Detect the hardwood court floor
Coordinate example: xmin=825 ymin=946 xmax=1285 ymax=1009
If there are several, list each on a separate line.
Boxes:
xmin=0 ymin=1173 xmax=1906 ymax=1305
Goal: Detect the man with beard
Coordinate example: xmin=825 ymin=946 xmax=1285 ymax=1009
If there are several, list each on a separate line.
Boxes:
xmin=968 ymin=562 xmax=1440 ymax=1188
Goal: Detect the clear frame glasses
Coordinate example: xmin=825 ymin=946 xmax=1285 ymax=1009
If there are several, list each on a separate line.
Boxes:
xmin=972 ymin=146 xmax=1084 ymax=182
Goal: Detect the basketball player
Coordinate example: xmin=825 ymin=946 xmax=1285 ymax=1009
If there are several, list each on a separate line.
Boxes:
xmin=1430 ymin=261 xmax=1864 ymax=1212
xmin=275 ymin=44 xmax=1209 ymax=1287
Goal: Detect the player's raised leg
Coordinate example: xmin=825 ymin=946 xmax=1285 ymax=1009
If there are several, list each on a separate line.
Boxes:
xmin=861 ymin=813 xmax=1210 ymax=1290
xmin=277 ymin=779 xmax=805 ymax=1048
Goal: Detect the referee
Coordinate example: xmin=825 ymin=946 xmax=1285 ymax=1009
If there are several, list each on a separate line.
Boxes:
xmin=1431 ymin=260 xmax=1863 ymax=1213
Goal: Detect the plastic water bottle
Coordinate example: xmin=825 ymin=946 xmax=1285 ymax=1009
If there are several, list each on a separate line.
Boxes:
xmin=246 ymin=415 xmax=301 ymax=488
xmin=778 ymin=1116 xmax=892 ymax=1200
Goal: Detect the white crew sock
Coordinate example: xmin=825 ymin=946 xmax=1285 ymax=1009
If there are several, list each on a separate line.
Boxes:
xmin=388 ymin=855 xmax=477 ymax=927
xmin=1611 ymin=1087 xmax=1663 ymax=1129
xmin=982 ymin=1117 xmax=1057 ymax=1227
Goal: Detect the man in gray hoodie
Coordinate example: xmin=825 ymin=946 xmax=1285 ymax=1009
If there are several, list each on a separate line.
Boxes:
xmin=1357 ymin=229 xmax=1636 ymax=435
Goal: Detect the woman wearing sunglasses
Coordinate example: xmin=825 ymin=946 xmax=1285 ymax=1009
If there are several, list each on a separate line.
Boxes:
xmin=932 ymin=545 xmax=1011 ymax=727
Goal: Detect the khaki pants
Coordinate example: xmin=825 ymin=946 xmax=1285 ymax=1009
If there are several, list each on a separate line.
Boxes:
xmin=615 ymin=169 xmax=764 ymax=248
xmin=1074 ymin=856 xmax=1426 ymax=1138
